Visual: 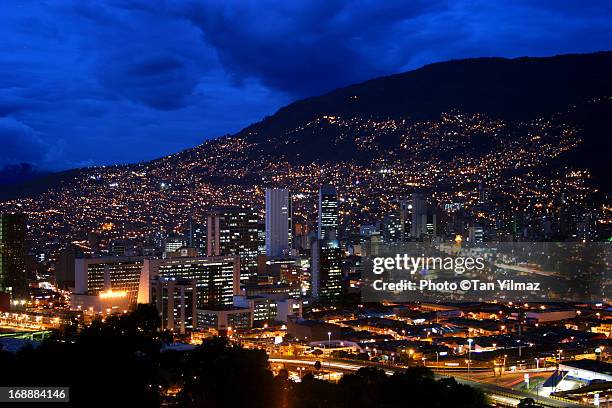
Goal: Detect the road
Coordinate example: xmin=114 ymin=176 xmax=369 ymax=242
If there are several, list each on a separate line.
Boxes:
xmin=269 ymin=357 xmax=589 ymax=408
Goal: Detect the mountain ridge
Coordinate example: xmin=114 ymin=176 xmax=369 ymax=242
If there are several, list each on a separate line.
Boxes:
xmin=1 ymin=51 xmax=612 ymax=201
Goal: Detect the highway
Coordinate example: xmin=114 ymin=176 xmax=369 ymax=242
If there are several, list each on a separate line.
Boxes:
xmin=269 ymin=357 xmax=589 ymax=408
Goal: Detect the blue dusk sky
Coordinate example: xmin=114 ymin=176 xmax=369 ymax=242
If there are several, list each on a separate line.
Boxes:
xmin=1 ymin=0 xmax=611 ymax=170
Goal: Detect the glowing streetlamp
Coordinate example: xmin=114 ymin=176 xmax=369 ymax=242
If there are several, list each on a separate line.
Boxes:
xmin=467 ymin=338 xmax=473 ymax=378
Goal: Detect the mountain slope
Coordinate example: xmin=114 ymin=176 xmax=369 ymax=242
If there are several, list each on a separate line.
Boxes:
xmin=1 ymin=52 xmax=611 ymax=250
xmin=242 ymin=52 xmax=612 ymax=142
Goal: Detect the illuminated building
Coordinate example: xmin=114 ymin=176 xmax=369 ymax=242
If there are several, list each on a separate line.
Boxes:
xmin=382 ymin=211 xmax=402 ymax=242
xmin=144 ymin=256 xmax=239 ymax=309
xmin=243 ymin=282 xmax=301 ymax=299
xmin=71 ymin=289 xmax=130 ymax=314
xmin=197 ymin=306 xmax=253 ymax=331
xmin=410 ymin=193 xmax=437 ymax=240
xmin=73 ymin=256 xmax=147 ymax=308
xmin=164 ymin=234 xmax=186 ymax=254
xmin=410 ymin=193 xmax=428 ymax=239
xmin=265 ymin=188 xmax=292 ymax=257
xmin=265 ymin=257 xmax=300 ymax=286
xmin=151 ymin=276 xmax=196 ymax=334
xmin=397 ymin=197 xmax=411 ymax=241
xmin=468 ymin=225 xmax=484 ymax=243
xmin=318 ymin=185 xmax=338 ymax=240
xmin=234 ymin=294 xmax=302 ymax=323
xmin=0 ymin=213 xmax=27 ymax=302
xmin=186 ymin=219 xmax=207 ymax=256
xmin=311 ymin=239 xmax=342 ymax=303
xmin=207 ymin=207 xmax=258 ymax=283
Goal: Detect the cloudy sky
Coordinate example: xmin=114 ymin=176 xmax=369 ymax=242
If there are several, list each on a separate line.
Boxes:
xmin=1 ymin=0 xmax=611 ymax=170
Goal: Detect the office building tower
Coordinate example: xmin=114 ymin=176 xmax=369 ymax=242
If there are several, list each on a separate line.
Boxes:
xmin=382 ymin=211 xmax=402 ymax=242
xmin=397 ymin=197 xmax=411 ymax=241
xmin=318 ymin=185 xmax=338 ymax=240
xmin=197 ymin=307 xmax=253 ymax=331
xmin=55 ymin=248 xmax=76 ymax=289
xmin=311 ymin=239 xmax=342 ymax=303
xmin=144 ymin=256 xmax=239 ymax=309
xmin=151 ymin=277 xmax=197 ymax=334
xmin=187 ymin=219 xmax=207 ymax=256
xmin=257 ymin=221 xmax=266 ymax=255
xmin=468 ymin=225 xmax=484 ymax=243
xmin=207 ymin=208 xmax=258 ymax=282
xmin=73 ymin=256 xmax=147 ymax=309
xmin=410 ymin=193 xmax=427 ymax=238
xmin=164 ymin=234 xmax=186 ymax=254
xmin=0 ymin=214 xmax=27 ymax=301
xmin=478 ymin=183 xmax=490 ymax=205
xmin=265 ymin=188 xmax=292 ymax=257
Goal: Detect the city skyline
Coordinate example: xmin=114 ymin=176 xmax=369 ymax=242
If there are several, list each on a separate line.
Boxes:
xmin=1 ymin=3 xmax=611 ymax=407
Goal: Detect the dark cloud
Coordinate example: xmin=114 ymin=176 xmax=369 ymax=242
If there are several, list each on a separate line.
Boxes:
xmin=0 ymin=118 xmax=47 ymax=167
xmin=98 ymin=56 xmax=199 ymax=110
xmin=0 ymin=0 xmax=610 ymax=169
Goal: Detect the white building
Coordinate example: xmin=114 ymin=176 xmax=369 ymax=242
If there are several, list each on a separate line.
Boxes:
xmin=265 ymin=188 xmax=292 ymax=257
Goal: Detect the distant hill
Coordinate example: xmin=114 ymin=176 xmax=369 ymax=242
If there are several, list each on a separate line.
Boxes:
xmin=236 ymin=52 xmax=612 ymax=167
xmin=1 ymin=51 xmax=611 ymax=204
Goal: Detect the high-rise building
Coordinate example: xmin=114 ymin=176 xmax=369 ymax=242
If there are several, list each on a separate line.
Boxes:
xmin=187 ymin=219 xmax=207 ymax=256
xmin=151 ymin=276 xmax=197 ymax=334
xmin=478 ymin=183 xmax=490 ymax=205
xmin=0 ymin=214 xmax=27 ymax=301
xmin=318 ymin=185 xmax=338 ymax=240
xmin=468 ymin=225 xmax=484 ymax=243
xmin=382 ymin=211 xmax=402 ymax=242
xmin=144 ymin=256 xmax=239 ymax=309
xmin=265 ymin=188 xmax=292 ymax=257
xmin=164 ymin=234 xmax=186 ymax=254
xmin=311 ymin=239 xmax=342 ymax=303
xmin=207 ymin=208 xmax=258 ymax=282
xmin=410 ymin=193 xmax=428 ymax=239
xmin=73 ymin=256 xmax=147 ymax=308
xmin=397 ymin=197 xmax=411 ymax=241
xmin=55 ymin=248 xmax=76 ymax=289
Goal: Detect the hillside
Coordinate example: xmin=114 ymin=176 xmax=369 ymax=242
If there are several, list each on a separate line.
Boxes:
xmin=1 ymin=52 xmax=611 ymax=250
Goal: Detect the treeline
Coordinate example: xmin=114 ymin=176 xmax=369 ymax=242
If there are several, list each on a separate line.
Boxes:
xmin=0 ymin=305 xmax=488 ymax=407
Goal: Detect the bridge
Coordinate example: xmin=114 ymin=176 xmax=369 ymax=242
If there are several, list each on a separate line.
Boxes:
xmin=0 ymin=330 xmax=52 ymax=341
xmin=269 ymin=357 xmax=590 ymax=408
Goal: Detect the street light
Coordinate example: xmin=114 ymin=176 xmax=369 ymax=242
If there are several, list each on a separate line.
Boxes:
xmin=467 ymin=338 xmax=473 ymax=378
xmin=327 ymin=331 xmax=332 ymax=380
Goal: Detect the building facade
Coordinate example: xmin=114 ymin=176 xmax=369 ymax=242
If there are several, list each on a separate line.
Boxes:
xmin=151 ymin=276 xmax=197 ymax=334
xmin=318 ymin=185 xmax=338 ymax=240
xmin=144 ymin=256 xmax=240 ymax=309
xmin=311 ymin=239 xmax=342 ymax=303
xmin=207 ymin=207 xmax=258 ymax=283
xmin=0 ymin=214 xmax=27 ymax=301
xmin=265 ymin=188 xmax=292 ymax=257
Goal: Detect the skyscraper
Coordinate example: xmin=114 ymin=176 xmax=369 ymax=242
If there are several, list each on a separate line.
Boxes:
xmin=0 ymin=214 xmax=27 ymax=301
xmin=144 ymin=256 xmax=239 ymax=309
xmin=73 ymin=256 xmax=147 ymax=308
xmin=265 ymin=188 xmax=292 ymax=257
xmin=207 ymin=207 xmax=259 ymax=282
xmin=410 ymin=193 xmax=428 ymax=239
xmin=150 ymin=276 xmax=197 ymax=334
xmin=318 ymin=185 xmax=338 ymax=240
xmin=311 ymin=239 xmax=342 ymax=304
